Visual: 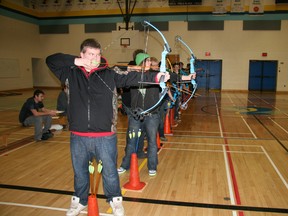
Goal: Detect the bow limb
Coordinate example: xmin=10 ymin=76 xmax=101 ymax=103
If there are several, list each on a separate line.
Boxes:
xmin=175 ymin=35 xmax=196 ymax=86
xmin=140 ymin=88 xmax=169 ymax=115
xmin=143 ymin=20 xmax=172 ymax=68
xmin=175 ymin=35 xmax=198 ymax=110
xmin=143 ymin=20 xmax=171 ymax=93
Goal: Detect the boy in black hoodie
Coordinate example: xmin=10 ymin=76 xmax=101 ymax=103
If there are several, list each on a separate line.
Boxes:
xmin=46 ymin=39 xmax=169 ymax=216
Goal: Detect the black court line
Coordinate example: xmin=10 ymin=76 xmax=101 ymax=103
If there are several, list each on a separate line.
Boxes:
xmin=253 ymin=115 xmax=288 ymax=152
xmin=1 ymin=184 xmax=287 ymax=214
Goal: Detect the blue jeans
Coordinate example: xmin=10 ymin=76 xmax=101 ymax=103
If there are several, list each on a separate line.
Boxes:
xmin=123 ymin=106 xmax=145 ymax=156
xmin=70 ymin=133 xmax=121 ymax=205
xmin=120 ymin=113 xmax=159 ymax=171
xmin=174 ymin=97 xmax=180 ymax=120
xmin=158 ymin=100 xmax=169 ymax=138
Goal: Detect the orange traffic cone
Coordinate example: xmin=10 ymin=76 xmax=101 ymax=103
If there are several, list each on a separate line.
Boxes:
xmin=164 ymin=111 xmax=173 ymax=136
xmin=157 ymin=132 xmax=163 ymax=150
xmin=88 ymin=195 xmax=99 ymax=216
xmin=123 ymin=153 xmax=146 ymax=191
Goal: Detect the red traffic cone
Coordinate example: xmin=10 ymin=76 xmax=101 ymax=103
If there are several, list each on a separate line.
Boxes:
xmin=123 ymin=153 xmax=146 ymax=191
xmin=88 ymin=195 xmax=99 ymax=216
xmin=164 ymin=111 xmax=173 ymax=136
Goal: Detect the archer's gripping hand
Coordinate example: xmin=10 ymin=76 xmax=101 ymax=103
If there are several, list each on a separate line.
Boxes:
xmin=156 ymin=72 xmax=170 ymax=83
xmin=190 ymin=73 xmax=197 ymax=80
xmin=182 ymin=73 xmax=196 ymax=81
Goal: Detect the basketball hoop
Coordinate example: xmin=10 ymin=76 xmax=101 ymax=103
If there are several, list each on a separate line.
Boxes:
xmin=120 ymin=38 xmax=130 ymax=49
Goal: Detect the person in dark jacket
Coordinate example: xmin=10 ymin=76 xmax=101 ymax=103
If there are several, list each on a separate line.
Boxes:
xmin=123 ymin=48 xmax=147 ymax=158
xmin=56 ymin=83 xmax=69 ymax=128
xmin=117 ymin=53 xmax=161 ymax=177
xmin=57 ymin=83 xmax=68 ymax=116
xmin=45 ymin=38 xmax=169 ymax=216
xmin=118 ymin=53 xmax=195 ymax=177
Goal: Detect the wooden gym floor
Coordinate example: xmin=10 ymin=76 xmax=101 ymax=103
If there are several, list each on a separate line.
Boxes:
xmin=0 ymin=89 xmax=287 ymax=216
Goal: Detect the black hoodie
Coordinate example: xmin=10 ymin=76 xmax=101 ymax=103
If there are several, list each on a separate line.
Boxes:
xmin=46 ymin=53 xmax=158 ymax=133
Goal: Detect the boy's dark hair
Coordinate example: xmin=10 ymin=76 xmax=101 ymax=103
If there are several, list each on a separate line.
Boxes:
xmin=80 ymin=39 xmax=101 ymax=53
xmin=172 ymin=62 xmax=180 ymax=67
xmin=34 ymin=89 xmax=44 ymax=97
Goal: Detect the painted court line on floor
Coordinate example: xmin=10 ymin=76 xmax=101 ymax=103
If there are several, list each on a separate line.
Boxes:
xmin=261 ymin=146 xmax=288 ymax=189
xmin=0 ymin=201 xmax=112 ymax=215
xmin=161 ymin=141 xmax=263 ymax=148
xmin=162 ymin=147 xmax=264 ymax=154
xmin=223 ymin=144 xmax=238 ymax=216
xmin=241 ymin=116 xmax=257 ymax=139
xmin=268 ymin=117 xmax=288 ymax=134
xmin=215 ymin=93 xmax=244 ymax=216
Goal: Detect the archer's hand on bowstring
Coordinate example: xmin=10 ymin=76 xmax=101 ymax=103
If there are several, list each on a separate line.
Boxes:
xmin=74 ymin=57 xmax=100 ymax=72
xmin=127 ymin=65 xmax=160 ymax=72
xmin=127 ymin=65 xmax=150 ymax=72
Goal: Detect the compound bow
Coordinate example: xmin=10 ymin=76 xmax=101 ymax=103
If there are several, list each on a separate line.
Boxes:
xmin=175 ymin=35 xmax=197 ymax=110
xmin=131 ymin=20 xmax=171 ymax=120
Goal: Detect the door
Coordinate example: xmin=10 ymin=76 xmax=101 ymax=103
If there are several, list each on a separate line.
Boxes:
xmin=32 ymin=58 xmax=42 ymax=87
xmin=195 ymin=60 xmax=222 ymax=91
xmin=248 ymin=60 xmax=277 ymax=91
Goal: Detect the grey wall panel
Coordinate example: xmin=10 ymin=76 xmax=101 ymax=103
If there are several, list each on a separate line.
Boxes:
xmin=243 ymin=20 xmax=281 ymax=30
xmin=85 ymin=23 xmax=117 ymax=32
xmin=39 ymin=25 xmax=69 ymax=34
xmin=188 ymin=21 xmax=224 ymax=30
xmin=134 ymin=21 xmax=169 ymax=31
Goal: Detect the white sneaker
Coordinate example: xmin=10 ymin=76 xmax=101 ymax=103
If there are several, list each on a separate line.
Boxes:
xmin=149 ymin=170 xmax=157 ymax=176
xmin=110 ymin=196 xmax=125 ymax=216
xmin=117 ymin=167 xmax=126 ymax=174
xmin=66 ymin=196 xmax=87 ymax=216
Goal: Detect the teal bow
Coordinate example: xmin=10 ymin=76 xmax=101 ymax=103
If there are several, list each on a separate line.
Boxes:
xmin=132 ymin=21 xmax=171 ymax=120
xmin=175 ymin=35 xmax=198 ymax=110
